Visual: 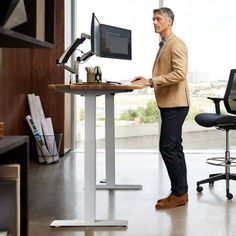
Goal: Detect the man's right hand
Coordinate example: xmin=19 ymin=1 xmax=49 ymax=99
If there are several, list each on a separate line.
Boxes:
xmin=131 ymin=76 xmax=150 ymax=85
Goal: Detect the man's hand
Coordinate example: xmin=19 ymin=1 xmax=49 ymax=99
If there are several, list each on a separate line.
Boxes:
xmin=131 ymin=76 xmax=150 ymax=86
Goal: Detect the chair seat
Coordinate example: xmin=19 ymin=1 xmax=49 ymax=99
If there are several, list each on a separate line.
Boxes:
xmin=195 ymin=113 xmax=236 ymax=129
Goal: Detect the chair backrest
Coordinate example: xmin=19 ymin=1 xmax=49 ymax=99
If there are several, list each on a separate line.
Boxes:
xmin=224 ymin=69 xmax=236 ymax=115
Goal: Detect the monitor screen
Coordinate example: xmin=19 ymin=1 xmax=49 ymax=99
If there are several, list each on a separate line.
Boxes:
xmin=90 ymin=13 xmax=132 ymax=60
xmin=91 ymin=13 xmax=100 ymax=56
xmin=100 ymin=24 xmax=132 ymax=60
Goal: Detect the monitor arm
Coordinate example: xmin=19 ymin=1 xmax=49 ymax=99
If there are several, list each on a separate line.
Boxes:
xmin=56 ymin=33 xmax=94 ymax=83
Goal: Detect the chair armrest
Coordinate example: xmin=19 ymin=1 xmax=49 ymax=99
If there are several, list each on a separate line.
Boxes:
xmin=207 ymin=96 xmax=224 ymax=114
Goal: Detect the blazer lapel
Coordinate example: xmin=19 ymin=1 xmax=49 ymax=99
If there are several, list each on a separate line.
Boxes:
xmin=152 ymin=42 xmax=165 ymax=74
xmin=155 ymin=34 xmax=175 ymax=63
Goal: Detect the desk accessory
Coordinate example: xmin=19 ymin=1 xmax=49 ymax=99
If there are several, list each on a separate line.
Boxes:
xmin=85 ymin=66 xmax=102 ymax=83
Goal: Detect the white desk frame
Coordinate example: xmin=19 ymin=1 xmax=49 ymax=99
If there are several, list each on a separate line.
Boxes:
xmin=50 ymin=85 xmax=143 ymax=227
xmin=97 ymin=93 xmax=142 ymax=190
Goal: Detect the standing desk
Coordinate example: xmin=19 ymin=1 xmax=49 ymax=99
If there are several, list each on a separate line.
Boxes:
xmin=49 ymin=83 xmax=144 ymax=227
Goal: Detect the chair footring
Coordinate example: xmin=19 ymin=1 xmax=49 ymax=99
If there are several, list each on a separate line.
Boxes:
xmin=206 ymin=157 xmax=236 ymax=167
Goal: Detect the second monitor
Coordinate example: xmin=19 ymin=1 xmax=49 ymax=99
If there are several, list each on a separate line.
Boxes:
xmin=90 ymin=13 xmax=132 ymax=60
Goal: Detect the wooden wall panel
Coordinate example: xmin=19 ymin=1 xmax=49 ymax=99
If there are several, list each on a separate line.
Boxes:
xmin=0 ymin=0 xmax=65 ymax=156
xmin=0 ymin=48 xmax=31 ymax=134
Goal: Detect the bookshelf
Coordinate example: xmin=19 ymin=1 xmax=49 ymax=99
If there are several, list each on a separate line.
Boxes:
xmin=0 ymin=136 xmax=29 ymax=236
xmin=0 ymin=0 xmax=55 ymax=48
xmin=0 ymin=165 xmax=20 ymax=236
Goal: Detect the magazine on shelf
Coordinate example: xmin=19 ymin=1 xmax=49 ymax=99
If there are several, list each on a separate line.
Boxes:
xmin=27 ymin=94 xmax=42 ymax=134
xmin=25 ymin=115 xmax=53 ymax=164
xmin=34 ymin=96 xmax=59 ymax=162
xmin=27 ymin=94 xmax=45 ymax=163
xmin=27 ymin=93 xmax=60 ymax=164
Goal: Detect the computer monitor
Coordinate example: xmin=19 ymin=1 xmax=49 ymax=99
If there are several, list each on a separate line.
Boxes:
xmin=91 ymin=13 xmax=100 ymax=57
xmin=90 ymin=13 xmax=132 ymax=60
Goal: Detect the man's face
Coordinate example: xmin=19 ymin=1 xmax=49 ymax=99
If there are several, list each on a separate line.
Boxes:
xmin=152 ymin=12 xmax=172 ymax=34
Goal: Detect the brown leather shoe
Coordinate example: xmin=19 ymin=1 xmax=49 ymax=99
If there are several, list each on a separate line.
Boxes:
xmin=157 ymin=193 xmax=172 ymax=203
xmin=155 ymin=193 xmax=188 ymax=209
xmin=157 ymin=193 xmax=189 ymax=203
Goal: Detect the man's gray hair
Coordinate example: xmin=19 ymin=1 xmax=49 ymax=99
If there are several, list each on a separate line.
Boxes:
xmin=153 ymin=7 xmax=175 ymax=25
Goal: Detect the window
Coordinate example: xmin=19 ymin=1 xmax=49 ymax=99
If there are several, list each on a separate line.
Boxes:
xmin=75 ymin=0 xmax=160 ymax=150
xmin=74 ymin=0 xmax=236 ymax=151
xmin=165 ymin=0 xmax=236 ymax=150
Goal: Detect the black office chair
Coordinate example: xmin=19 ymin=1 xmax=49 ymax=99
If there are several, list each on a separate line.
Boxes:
xmin=195 ymin=69 xmax=236 ymax=199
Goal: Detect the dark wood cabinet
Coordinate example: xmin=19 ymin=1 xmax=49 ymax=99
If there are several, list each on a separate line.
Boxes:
xmin=0 ymin=136 xmax=29 ymax=236
xmin=0 ymin=0 xmax=55 ymax=48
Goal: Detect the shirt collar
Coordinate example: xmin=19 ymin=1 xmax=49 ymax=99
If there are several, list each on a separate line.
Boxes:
xmin=160 ymin=33 xmax=174 ymax=45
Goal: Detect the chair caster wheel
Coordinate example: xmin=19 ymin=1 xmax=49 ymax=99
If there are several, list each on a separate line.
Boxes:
xmin=197 ymin=186 xmax=203 ymax=192
xmin=227 ymin=193 xmax=233 ymax=200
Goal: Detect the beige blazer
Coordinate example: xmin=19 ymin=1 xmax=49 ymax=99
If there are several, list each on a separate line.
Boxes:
xmin=152 ymin=34 xmax=190 ymax=108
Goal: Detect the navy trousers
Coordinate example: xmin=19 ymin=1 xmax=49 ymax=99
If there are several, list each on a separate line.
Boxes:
xmin=159 ymin=106 xmax=189 ymax=196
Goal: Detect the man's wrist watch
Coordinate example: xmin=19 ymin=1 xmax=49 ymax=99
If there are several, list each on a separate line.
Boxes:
xmin=149 ymin=78 xmax=153 ymax=87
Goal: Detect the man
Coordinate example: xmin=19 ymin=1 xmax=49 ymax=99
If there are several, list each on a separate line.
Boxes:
xmin=132 ymin=7 xmax=190 ymax=209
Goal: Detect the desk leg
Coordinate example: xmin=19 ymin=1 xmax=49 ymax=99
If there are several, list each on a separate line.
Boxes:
xmin=84 ymin=95 xmax=96 ymax=223
xmin=96 ymin=94 xmax=142 ymax=190
xmin=51 ymin=95 xmax=127 ymax=227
